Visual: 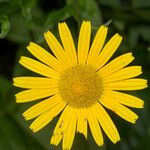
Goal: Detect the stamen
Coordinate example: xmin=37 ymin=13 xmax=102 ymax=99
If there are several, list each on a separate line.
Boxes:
xmin=58 ymin=65 xmax=103 ymax=108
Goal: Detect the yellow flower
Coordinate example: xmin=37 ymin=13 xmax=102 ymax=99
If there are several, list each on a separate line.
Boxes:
xmin=13 ymin=21 xmax=147 ymax=149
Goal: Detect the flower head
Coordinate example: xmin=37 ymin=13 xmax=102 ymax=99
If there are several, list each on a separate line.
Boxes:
xmin=14 ymin=21 xmax=147 ymax=150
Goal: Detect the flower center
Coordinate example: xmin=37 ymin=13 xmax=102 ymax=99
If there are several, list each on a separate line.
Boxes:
xmin=58 ymin=65 xmax=103 ymax=108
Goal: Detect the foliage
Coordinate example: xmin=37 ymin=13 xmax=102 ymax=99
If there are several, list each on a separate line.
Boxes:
xmin=0 ymin=0 xmax=150 ymax=149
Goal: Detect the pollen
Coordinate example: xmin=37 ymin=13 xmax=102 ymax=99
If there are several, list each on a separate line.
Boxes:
xmin=58 ymin=65 xmax=103 ymax=108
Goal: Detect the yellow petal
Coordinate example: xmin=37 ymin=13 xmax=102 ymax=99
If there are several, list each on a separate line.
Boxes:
xmin=98 ymin=52 xmax=134 ymax=77
xmin=95 ymin=34 xmax=122 ymax=70
xmin=103 ymin=90 xmax=144 ymax=108
xmin=86 ymin=106 xmax=103 ymax=146
xmin=23 ymin=94 xmax=64 ymax=120
xmin=94 ymin=103 xmax=120 ymax=143
xmin=27 ymin=42 xmax=64 ymax=73
xmin=78 ymin=21 xmax=91 ymax=64
xmin=103 ymin=78 xmax=147 ymax=91
xmin=100 ymin=93 xmax=139 ymax=123
xmin=19 ymin=56 xmax=60 ymax=79
xmin=44 ymin=31 xmax=71 ymax=67
xmin=58 ymin=22 xmax=77 ymax=65
xmin=30 ymin=101 xmax=66 ymax=132
xmin=13 ymin=77 xmax=58 ymax=89
xmin=77 ymin=108 xmax=87 ymax=138
xmin=103 ymin=66 xmax=142 ymax=82
xmin=15 ymin=88 xmax=58 ymax=103
xmin=50 ymin=106 xmax=71 ymax=146
xmin=87 ymin=25 xmax=108 ymax=66
xmin=63 ymin=107 xmax=77 ymax=150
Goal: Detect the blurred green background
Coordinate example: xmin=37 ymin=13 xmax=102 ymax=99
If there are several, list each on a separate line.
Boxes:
xmin=0 ymin=0 xmax=150 ymax=150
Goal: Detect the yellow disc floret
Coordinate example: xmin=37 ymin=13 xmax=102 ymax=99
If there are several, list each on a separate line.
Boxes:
xmin=58 ymin=65 xmax=103 ymax=108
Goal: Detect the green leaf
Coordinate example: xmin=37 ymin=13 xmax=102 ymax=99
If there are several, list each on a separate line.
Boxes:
xmin=128 ymin=25 xmax=150 ymax=48
xmin=0 ymin=76 xmax=15 ymax=113
xmin=0 ymin=76 xmax=11 ymax=102
xmin=67 ymin=0 xmax=103 ymax=28
xmin=128 ymin=26 xmax=140 ymax=48
xmin=72 ymin=133 xmax=89 ymax=150
xmin=6 ymin=13 xmax=30 ymax=43
xmin=8 ymin=0 xmax=22 ymax=6
xmin=13 ymin=46 xmax=33 ymax=77
xmin=21 ymin=0 xmax=36 ymax=21
xmin=98 ymin=0 xmax=121 ymax=7
xmin=132 ymin=0 xmax=150 ymax=8
xmin=87 ymin=131 xmax=106 ymax=150
xmin=0 ymin=0 xmax=9 ymax=2
xmin=135 ymin=9 xmax=150 ymax=21
xmin=43 ymin=4 xmax=75 ymax=32
xmin=139 ymin=26 xmax=150 ymax=42
xmin=0 ymin=15 xmax=10 ymax=39
xmin=0 ymin=114 xmax=47 ymax=150
xmin=113 ymin=20 xmax=125 ymax=32
xmin=0 ymin=1 xmax=18 ymax=19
